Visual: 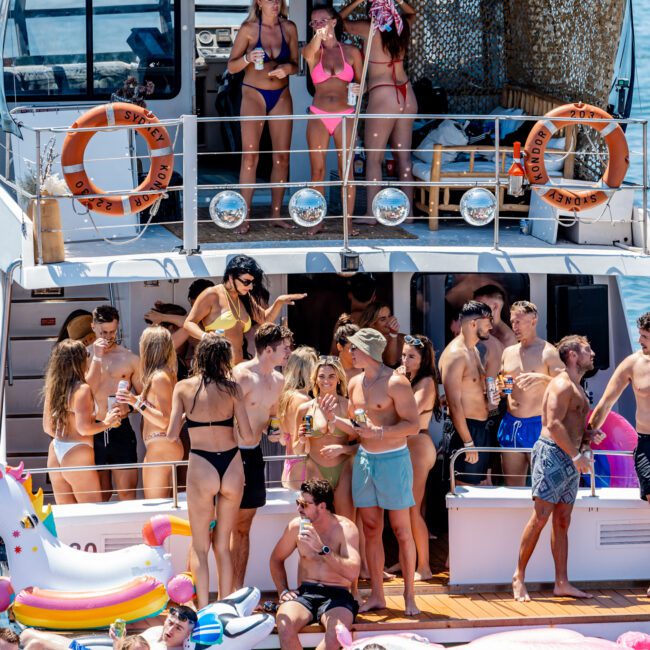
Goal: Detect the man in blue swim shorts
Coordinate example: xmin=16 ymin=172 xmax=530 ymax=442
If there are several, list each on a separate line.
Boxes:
xmin=499 ymin=301 xmax=565 ymax=486
xmin=323 ymin=328 xmax=420 ymax=617
xmin=512 ymin=335 xmax=595 ymax=603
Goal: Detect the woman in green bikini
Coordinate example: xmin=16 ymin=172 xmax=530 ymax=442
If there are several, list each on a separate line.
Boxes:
xmin=296 ymin=356 xmax=357 ymax=518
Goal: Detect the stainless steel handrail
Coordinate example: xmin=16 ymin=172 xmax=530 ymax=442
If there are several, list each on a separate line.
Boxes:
xmin=449 ymin=446 xmax=633 ymax=496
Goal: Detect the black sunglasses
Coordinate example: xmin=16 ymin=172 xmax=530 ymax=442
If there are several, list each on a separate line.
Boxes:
xmin=236 ymin=277 xmax=255 ymax=287
xmin=169 ymin=607 xmax=197 ymax=625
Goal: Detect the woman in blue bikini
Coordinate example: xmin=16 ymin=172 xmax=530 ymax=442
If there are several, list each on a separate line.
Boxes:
xmin=228 ymin=0 xmax=299 ymax=233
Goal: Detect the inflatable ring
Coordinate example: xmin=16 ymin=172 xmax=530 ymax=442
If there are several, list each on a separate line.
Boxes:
xmin=61 ymin=103 xmax=174 ymax=216
xmin=523 ymin=102 xmax=629 ymax=211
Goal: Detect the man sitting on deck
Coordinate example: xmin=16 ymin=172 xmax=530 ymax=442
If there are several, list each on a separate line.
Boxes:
xmin=0 ymin=628 xmax=19 ymax=650
xmin=271 ymin=479 xmax=361 ymax=650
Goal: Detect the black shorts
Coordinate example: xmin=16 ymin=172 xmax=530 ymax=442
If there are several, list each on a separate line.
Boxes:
xmin=240 ymin=445 xmax=266 ymax=509
xmin=448 ymin=418 xmax=490 ymax=485
xmin=634 ymin=433 xmax=650 ymax=501
xmin=294 ymin=582 xmax=358 ymax=624
xmin=93 ymin=418 xmax=138 ymax=467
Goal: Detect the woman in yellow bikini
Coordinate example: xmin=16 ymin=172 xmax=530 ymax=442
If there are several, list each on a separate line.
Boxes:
xmin=296 ymin=356 xmax=357 ymax=518
xmin=183 ymin=255 xmax=306 ymax=364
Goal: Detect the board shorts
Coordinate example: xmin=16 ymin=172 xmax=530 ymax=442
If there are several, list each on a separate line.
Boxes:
xmin=531 ymin=437 xmax=579 ymax=504
xmin=240 ymin=444 xmax=267 ymax=509
xmin=498 ymin=412 xmax=543 ymax=449
xmin=293 ymin=582 xmax=358 ymax=623
xmin=93 ymin=418 xmax=138 ymax=467
xmin=633 ymin=432 xmax=650 ymax=501
xmin=448 ymin=418 xmax=490 ymax=485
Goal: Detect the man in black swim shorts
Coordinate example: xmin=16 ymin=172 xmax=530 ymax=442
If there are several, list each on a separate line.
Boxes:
xmin=271 ymin=479 xmax=361 ymax=650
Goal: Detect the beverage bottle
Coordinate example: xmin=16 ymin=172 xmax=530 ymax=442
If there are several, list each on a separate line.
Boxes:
xmin=507 ymin=141 xmax=526 ymax=197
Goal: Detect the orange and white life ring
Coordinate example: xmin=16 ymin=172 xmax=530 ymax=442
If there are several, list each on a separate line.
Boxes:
xmin=523 ymin=102 xmax=629 ymax=211
xmin=61 ymin=103 xmax=174 ymax=216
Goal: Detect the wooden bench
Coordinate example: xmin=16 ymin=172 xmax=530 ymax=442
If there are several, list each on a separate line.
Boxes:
xmin=414 ymin=85 xmax=576 ymax=230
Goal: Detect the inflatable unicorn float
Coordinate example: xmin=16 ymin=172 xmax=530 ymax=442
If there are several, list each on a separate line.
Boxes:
xmin=0 ymin=462 xmax=196 ymax=629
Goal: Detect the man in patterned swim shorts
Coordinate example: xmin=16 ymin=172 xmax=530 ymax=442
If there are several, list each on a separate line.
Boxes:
xmin=512 ymin=335 xmax=596 ymax=603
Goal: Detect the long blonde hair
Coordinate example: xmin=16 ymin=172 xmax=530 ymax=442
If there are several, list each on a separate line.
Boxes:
xmin=43 ymin=339 xmax=88 ymax=437
xmin=245 ymin=0 xmax=288 ymax=23
xmin=139 ymin=327 xmax=177 ymax=401
xmin=311 ymin=358 xmax=348 ymax=398
xmin=278 ymin=346 xmax=318 ymax=419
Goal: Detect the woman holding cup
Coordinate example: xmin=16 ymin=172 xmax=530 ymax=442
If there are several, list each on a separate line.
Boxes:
xmin=303 ymin=5 xmax=362 ymax=234
xmin=228 ymin=0 xmax=299 ymax=233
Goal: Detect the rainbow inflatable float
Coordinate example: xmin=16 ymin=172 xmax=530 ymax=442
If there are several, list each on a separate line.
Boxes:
xmin=0 ymin=462 xmax=193 ymax=629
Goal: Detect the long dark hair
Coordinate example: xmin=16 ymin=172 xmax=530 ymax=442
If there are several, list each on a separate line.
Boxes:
xmin=191 ymin=334 xmax=238 ymax=406
xmin=406 ymin=333 xmax=442 ymax=422
xmin=223 ymin=254 xmax=267 ymax=322
xmin=378 ymin=16 xmax=411 ymax=60
xmin=311 ymin=5 xmax=344 ymax=41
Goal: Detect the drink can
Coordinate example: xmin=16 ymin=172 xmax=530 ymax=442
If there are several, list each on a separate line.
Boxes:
xmin=117 ymin=379 xmax=129 ymax=392
xmin=113 ymin=619 xmax=126 ymax=638
xmin=486 ymin=377 xmax=498 ymax=403
xmin=302 ymin=415 xmax=313 ymax=433
xmin=354 ymin=408 xmax=367 ymax=425
xmin=107 ymin=395 xmax=117 ymax=411
xmin=504 ymin=375 xmax=514 ymax=395
xmin=299 ymin=517 xmax=311 ymax=534
xmin=268 ymin=417 xmax=280 ymax=435
xmin=347 ymin=83 xmax=358 ymax=107
xmin=253 ymin=48 xmax=265 ymax=70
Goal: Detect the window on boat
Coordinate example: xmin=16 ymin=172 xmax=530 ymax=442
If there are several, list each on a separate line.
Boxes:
xmin=3 ymin=0 xmax=180 ymax=101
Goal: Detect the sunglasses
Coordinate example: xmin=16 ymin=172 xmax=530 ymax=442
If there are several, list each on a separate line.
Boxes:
xmin=349 ymin=344 xmax=357 ymax=351
xmin=169 ymin=607 xmax=197 ymax=625
xmin=319 ymin=355 xmax=339 ymax=364
xmin=296 ymin=498 xmax=314 ymax=508
xmin=404 ymin=335 xmax=424 ymax=347
xmin=236 ymin=277 xmax=255 ymax=287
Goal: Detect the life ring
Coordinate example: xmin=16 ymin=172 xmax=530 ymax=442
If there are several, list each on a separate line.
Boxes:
xmin=523 ymin=102 xmax=629 ymax=211
xmin=61 ymin=102 xmax=174 ymax=216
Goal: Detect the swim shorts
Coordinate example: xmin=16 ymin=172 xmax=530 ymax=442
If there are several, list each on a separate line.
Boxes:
xmin=352 ymin=445 xmax=414 ymax=510
xmin=633 ymin=433 xmax=650 ymax=501
xmin=497 ymin=412 xmax=543 ymax=449
xmin=240 ymin=444 xmax=267 ymax=509
xmin=447 ymin=418 xmax=490 ymax=485
xmin=531 ymin=437 xmax=579 ymax=504
xmin=93 ymin=417 xmax=138 ymax=467
xmin=293 ymin=582 xmax=358 ymax=623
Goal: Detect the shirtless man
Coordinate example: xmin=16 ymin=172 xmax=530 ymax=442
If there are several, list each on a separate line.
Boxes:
xmin=473 ymin=285 xmax=517 ymax=348
xmin=271 ymin=479 xmax=361 ymax=650
xmin=439 ymin=301 xmax=492 ymax=485
xmin=499 ymin=301 xmax=565 ymax=486
xmin=86 ymin=305 xmax=141 ymax=501
xmin=334 ymin=322 xmax=361 ymax=383
xmin=231 ymin=322 xmax=293 ymax=589
xmin=512 ymin=335 xmax=595 ymax=602
xmin=323 ymin=327 xmax=420 ymax=615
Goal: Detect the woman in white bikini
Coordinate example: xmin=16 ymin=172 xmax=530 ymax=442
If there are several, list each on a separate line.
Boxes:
xmin=44 ymin=340 xmax=121 ymax=504
xmin=117 ymin=327 xmax=182 ymax=499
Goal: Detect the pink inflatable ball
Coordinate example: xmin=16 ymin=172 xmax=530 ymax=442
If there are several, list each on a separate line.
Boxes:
xmin=0 ymin=577 xmax=14 ymax=611
xmin=463 ymin=627 xmax=619 ymax=648
xmin=589 ymin=410 xmax=638 ymax=488
xmin=167 ymin=572 xmax=195 ymax=604
xmin=618 ymin=631 xmax=650 ymax=649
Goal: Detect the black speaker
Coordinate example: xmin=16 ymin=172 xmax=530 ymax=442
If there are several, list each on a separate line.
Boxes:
xmin=552 ymin=284 xmax=609 ymax=371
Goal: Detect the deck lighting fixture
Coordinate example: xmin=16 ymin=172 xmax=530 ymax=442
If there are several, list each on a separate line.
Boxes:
xmin=209 ymin=191 xmax=247 ymax=229
xmin=460 ymin=188 xmax=497 ymax=226
xmin=340 ymin=250 xmax=360 ymax=274
xmin=372 ymin=188 xmax=409 ymax=226
xmin=289 ymin=188 xmax=327 ymax=228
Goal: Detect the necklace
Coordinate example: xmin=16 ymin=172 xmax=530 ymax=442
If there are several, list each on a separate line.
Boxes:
xmin=225 ymin=287 xmax=244 ymax=324
xmin=362 ymin=364 xmax=386 ymax=392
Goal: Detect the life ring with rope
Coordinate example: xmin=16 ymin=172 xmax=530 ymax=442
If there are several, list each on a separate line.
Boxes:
xmin=61 ymin=102 xmax=174 ymax=216
xmin=523 ymin=102 xmax=628 ymax=211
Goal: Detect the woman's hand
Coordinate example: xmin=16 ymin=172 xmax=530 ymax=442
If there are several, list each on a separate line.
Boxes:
xmin=248 ymin=48 xmax=265 ymax=64
xmin=144 ymin=309 xmax=165 ymax=325
xmin=387 ymin=315 xmax=400 ymax=335
xmin=276 ymin=293 xmax=307 ymax=306
xmin=348 ymin=82 xmax=361 ymax=97
xmin=116 ymin=388 xmax=136 ymax=406
xmin=269 ymin=65 xmax=289 ymax=79
xmin=319 ymin=444 xmax=347 ymax=459
xmin=102 ymin=408 xmax=122 ymax=429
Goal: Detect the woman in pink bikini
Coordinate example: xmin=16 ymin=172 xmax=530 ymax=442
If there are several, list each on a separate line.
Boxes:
xmin=303 ymin=6 xmax=362 ymax=233
xmin=340 ymin=0 xmax=417 ymax=223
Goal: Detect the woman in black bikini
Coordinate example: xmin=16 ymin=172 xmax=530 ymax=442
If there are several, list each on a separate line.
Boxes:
xmin=228 ymin=0 xmax=299 ymax=233
xmin=340 ymin=0 xmax=417 ymax=222
xmin=167 ymin=334 xmax=255 ymax=606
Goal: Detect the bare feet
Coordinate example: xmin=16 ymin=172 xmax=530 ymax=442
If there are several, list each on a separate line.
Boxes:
xmin=415 ymin=569 xmax=434 ymax=581
xmin=553 ymin=581 xmax=593 ymax=599
xmin=385 ymin=563 xmax=432 ymax=581
xmin=272 ymin=218 xmax=297 ymax=230
xmin=512 ymin=576 xmax=530 ymax=602
xmin=404 ymin=595 xmax=421 ymax=617
xmin=234 ymin=220 xmax=250 ymax=235
xmin=359 ymin=595 xmax=387 ymax=613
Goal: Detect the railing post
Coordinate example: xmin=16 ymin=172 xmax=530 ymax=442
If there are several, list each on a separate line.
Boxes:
xmin=181 ymin=114 xmax=199 ymax=255
xmin=493 ymin=117 xmax=500 ymax=250
xmin=341 ymin=115 xmax=349 ymax=250
xmin=643 ymin=120 xmax=648 ymax=255
xmin=590 ymin=458 xmax=596 ymax=497
xmin=34 ymin=130 xmax=43 ymax=265
xmin=171 ymin=463 xmax=179 ymax=509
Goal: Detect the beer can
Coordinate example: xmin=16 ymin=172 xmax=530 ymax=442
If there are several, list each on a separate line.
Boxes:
xmin=268 ymin=417 xmax=280 ymax=435
xmin=117 ymin=379 xmax=129 ymax=392
xmin=113 ymin=619 xmax=126 ymax=638
xmin=107 ymin=395 xmax=117 ymax=411
xmin=504 ymin=375 xmax=514 ymax=395
xmin=302 ymin=415 xmax=313 ymax=433
xmin=354 ymin=408 xmax=367 ymax=424
xmin=486 ymin=376 xmax=498 ymax=404
xmin=299 ymin=517 xmax=311 ymax=534
xmin=347 ymin=83 xmax=358 ymax=107
xmin=253 ymin=48 xmax=265 ymax=70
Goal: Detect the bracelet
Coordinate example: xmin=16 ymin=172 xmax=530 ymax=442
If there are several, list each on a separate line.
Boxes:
xmin=280 ymin=588 xmax=291 ymax=598
xmin=134 ymin=397 xmax=142 ymax=412
xmin=388 ymin=332 xmax=398 ymax=339
xmin=571 ymin=452 xmax=582 ymax=462
xmin=243 ymin=53 xmax=249 ymax=65
xmin=463 ymin=441 xmax=475 ymax=448
xmin=92 ymin=356 xmax=102 ymax=363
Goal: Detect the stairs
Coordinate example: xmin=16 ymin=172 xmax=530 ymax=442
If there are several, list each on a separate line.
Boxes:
xmin=4 ymin=284 xmax=112 ymax=494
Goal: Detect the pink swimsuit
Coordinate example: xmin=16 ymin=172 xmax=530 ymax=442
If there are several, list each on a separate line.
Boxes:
xmin=309 ymin=43 xmax=355 ymax=135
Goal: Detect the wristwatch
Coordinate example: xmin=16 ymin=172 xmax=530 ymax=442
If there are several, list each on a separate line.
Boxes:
xmin=318 ymin=545 xmax=331 ymax=556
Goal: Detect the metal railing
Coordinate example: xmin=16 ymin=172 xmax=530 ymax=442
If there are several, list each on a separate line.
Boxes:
xmin=3 ymin=111 xmax=647 ymax=263
xmin=449 ymin=445 xmax=634 ymax=497
xmin=29 ymin=454 xmax=305 ymax=509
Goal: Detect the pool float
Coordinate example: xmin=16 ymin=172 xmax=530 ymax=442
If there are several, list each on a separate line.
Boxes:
xmin=0 ymin=462 xmax=193 ymax=629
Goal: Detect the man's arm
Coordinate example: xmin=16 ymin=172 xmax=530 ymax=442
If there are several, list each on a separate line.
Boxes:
xmin=322 ymin=520 xmax=361 ymax=583
xmin=589 ymin=356 xmax=634 ymax=430
xmin=442 ymin=353 xmax=473 ymax=444
xmin=270 ymin=520 xmax=300 ymax=597
xmin=384 ymin=374 xmax=419 ymax=438
xmin=233 ymin=386 xmax=257 ymax=447
xmin=130 ymin=352 xmax=143 ymax=394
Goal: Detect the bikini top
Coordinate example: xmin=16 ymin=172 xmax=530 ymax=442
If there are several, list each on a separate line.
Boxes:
xmin=186 ymin=384 xmax=235 ymax=429
xmin=253 ymin=17 xmax=291 ymax=65
xmin=307 ymin=400 xmax=347 ymax=439
xmin=205 ymin=289 xmax=252 ymax=333
xmin=311 ymin=43 xmax=354 ymax=84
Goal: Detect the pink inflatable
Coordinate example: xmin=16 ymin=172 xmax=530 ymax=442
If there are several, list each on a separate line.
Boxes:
xmin=589 ymin=410 xmax=639 ymax=488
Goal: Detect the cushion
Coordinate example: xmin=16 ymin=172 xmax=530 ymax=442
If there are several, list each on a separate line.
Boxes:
xmin=489 ymin=105 xmax=525 ymax=138
xmin=414 ymin=119 xmax=468 ymax=165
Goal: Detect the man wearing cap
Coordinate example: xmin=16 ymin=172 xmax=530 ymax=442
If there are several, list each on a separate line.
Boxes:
xmin=321 ymin=327 xmax=420 ymax=616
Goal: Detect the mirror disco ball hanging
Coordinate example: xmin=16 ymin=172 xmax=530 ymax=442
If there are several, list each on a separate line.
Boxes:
xmin=289 ymin=188 xmax=327 ymax=228
xmin=460 ymin=188 xmax=497 ymax=226
xmin=209 ymin=191 xmax=247 ymax=230
xmin=371 ymin=188 xmax=409 ymax=226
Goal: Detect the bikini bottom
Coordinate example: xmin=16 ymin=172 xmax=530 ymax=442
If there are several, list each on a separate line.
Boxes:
xmin=309 ymin=106 xmax=355 ymax=136
xmin=242 ymin=83 xmax=289 ymax=114
xmin=312 ymin=458 xmax=346 ymax=489
xmin=52 ymin=438 xmax=93 ymax=465
xmin=283 ymin=456 xmax=307 ymax=481
xmin=190 ymin=447 xmax=240 ymax=481
xmin=369 ymin=80 xmax=409 ymax=105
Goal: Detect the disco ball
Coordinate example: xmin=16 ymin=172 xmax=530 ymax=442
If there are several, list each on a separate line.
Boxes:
xmin=289 ymin=188 xmax=327 ymax=228
xmin=208 ymin=191 xmax=247 ymax=230
xmin=371 ymin=188 xmax=409 ymax=226
xmin=460 ymin=188 xmax=497 ymax=226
